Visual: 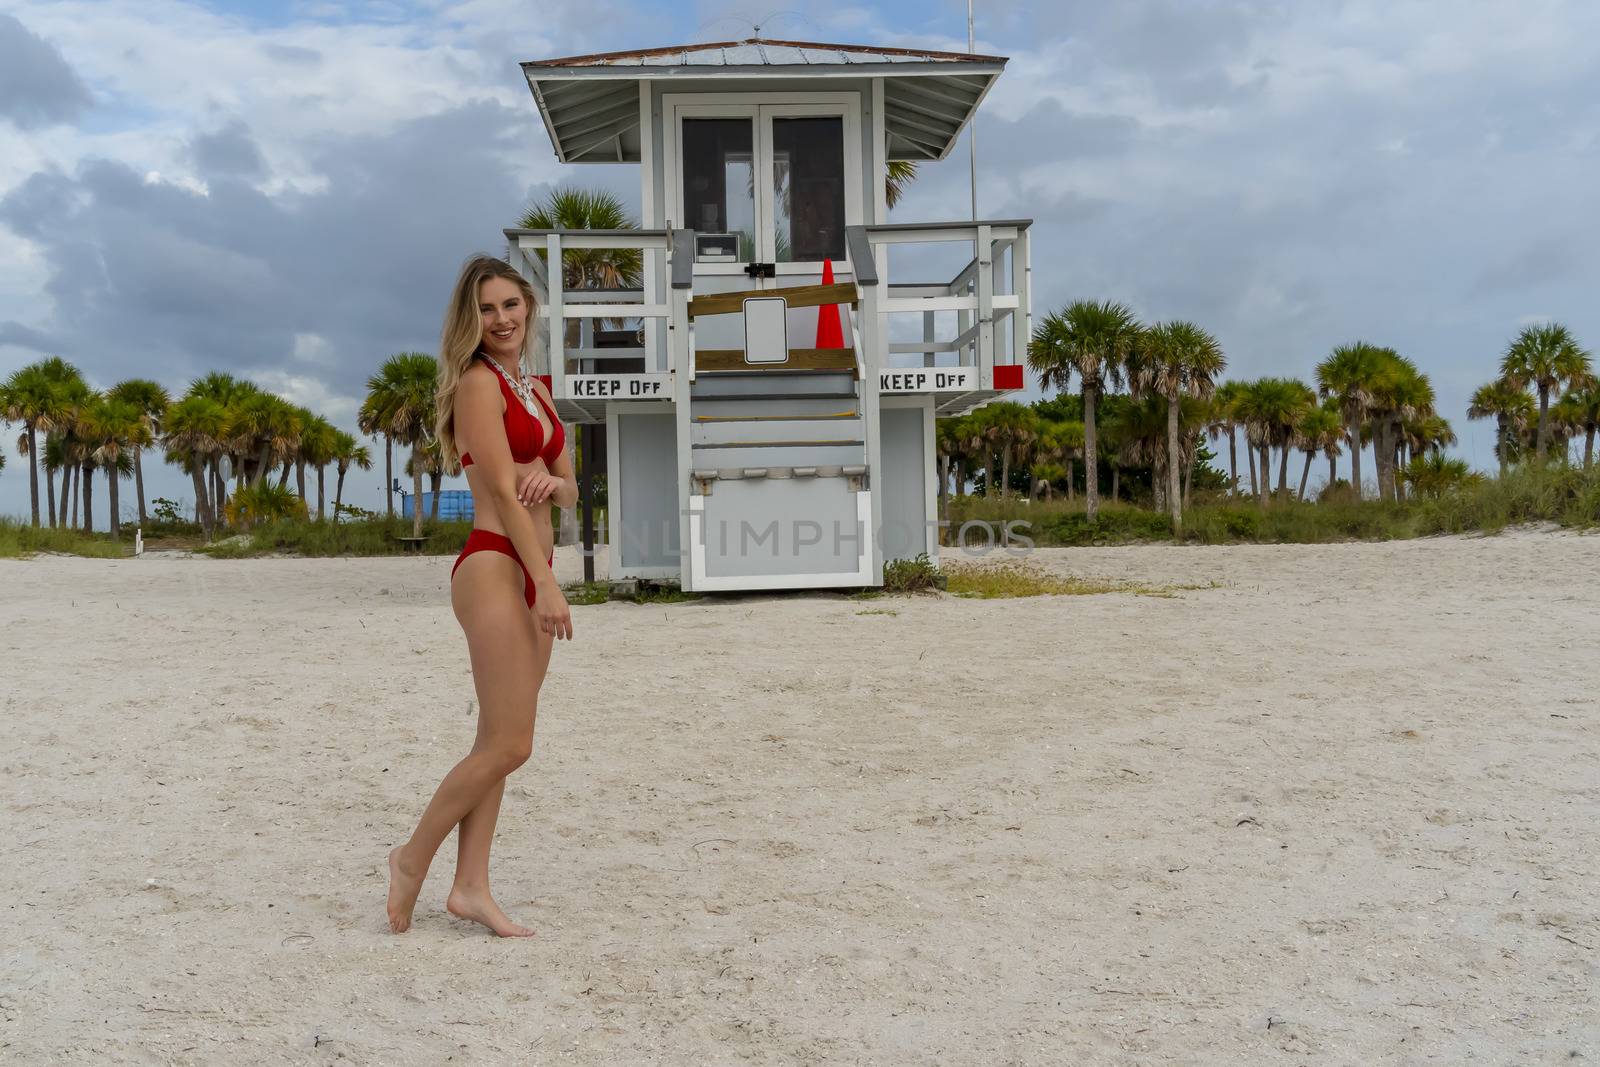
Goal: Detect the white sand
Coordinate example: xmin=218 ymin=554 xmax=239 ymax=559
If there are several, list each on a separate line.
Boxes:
xmin=2 ymin=530 xmax=1596 ymax=1064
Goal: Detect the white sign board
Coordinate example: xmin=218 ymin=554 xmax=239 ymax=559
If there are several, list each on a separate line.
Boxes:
xmin=878 ymin=367 xmax=977 ymax=392
xmin=566 ymin=374 xmax=671 ymax=399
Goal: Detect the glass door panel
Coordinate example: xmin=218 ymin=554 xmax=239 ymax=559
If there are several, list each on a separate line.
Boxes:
xmin=770 ymin=116 xmax=845 ymax=263
xmin=682 ymin=118 xmax=756 ymax=261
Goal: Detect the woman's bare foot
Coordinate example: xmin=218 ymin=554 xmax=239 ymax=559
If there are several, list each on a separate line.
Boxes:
xmin=446 ymin=886 xmax=535 ymax=938
xmin=386 ymin=846 xmax=425 ymax=933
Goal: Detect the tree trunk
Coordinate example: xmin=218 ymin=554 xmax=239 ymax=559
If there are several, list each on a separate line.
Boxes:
xmin=1277 ymin=441 xmax=1290 ymax=495
xmin=1000 ymin=445 xmax=1011 ymax=503
xmin=134 ymin=447 xmax=147 ymax=527
xmin=334 ymin=467 xmax=347 ymax=521
xmin=429 ymin=471 xmax=442 ymax=521
xmin=411 ymin=444 xmax=425 ymax=538
xmin=1166 ymin=391 xmax=1182 ymax=531
xmin=81 ymin=462 xmax=94 ymax=533
xmin=26 ymin=426 xmax=40 ymax=527
xmin=1347 ymin=414 xmax=1363 ymax=501
xmin=190 ymin=463 xmax=213 ymax=539
xmin=1536 ymin=386 xmax=1550 ymax=459
xmin=1258 ymin=445 xmax=1270 ymax=508
xmin=385 ymin=436 xmax=395 ymax=517
xmin=316 ymin=465 xmax=327 ymax=521
xmin=45 ymin=453 xmax=57 ymax=527
xmin=296 ymin=458 xmax=306 ymax=503
xmin=1066 ymin=458 xmax=1075 ymax=500
xmin=1084 ymin=383 xmax=1101 ymax=522
xmin=1183 ymin=446 xmax=1195 ymax=510
xmin=1298 ymin=452 xmax=1313 ymax=500
xmin=1227 ymin=430 xmax=1238 ymax=497
xmin=277 ymin=461 xmax=291 ymax=490
xmin=68 ymin=464 xmax=78 ymax=528
xmin=1585 ymin=427 xmax=1595 ymax=469
xmin=1246 ymin=437 xmax=1258 ymax=498
xmin=1497 ymin=416 xmax=1509 ymax=476
xmin=108 ymin=463 xmax=122 ymax=538
xmin=1327 ymin=453 xmax=1336 ymax=496
xmin=1370 ymin=421 xmax=1387 ymax=500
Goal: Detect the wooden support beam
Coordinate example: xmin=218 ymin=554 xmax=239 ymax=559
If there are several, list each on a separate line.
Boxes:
xmin=695 ymin=348 xmax=858 ymax=374
xmin=687 ymin=282 xmax=859 ymax=320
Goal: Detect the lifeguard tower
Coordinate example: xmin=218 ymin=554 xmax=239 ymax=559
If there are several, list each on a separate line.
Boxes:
xmin=508 ymin=38 xmax=1031 ymax=591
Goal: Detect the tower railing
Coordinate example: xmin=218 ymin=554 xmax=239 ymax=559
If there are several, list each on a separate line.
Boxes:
xmin=503 ymin=228 xmax=675 ymax=396
xmin=846 ymin=220 xmax=1032 ymax=391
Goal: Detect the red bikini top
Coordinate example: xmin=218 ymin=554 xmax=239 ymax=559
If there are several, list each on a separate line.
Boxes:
xmin=460 ymin=354 xmax=564 ymax=468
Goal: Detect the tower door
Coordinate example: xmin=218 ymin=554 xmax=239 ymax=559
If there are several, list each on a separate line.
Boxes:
xmin=666 ymin=95 xmax=862 ymax=286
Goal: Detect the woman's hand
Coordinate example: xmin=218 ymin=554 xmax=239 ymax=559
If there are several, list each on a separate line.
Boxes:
xmin=536 ymin=581 xmax=573 ymax=640
xmin=513 ymin=459 xmax=560 ymax=506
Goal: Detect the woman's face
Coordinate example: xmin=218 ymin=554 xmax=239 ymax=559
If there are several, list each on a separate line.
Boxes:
xmin=478 ymin=275 xmax=528 ymax=357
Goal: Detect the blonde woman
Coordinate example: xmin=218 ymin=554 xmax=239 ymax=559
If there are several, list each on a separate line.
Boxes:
xmin=386 ymin=255 xmax=574 ymax=937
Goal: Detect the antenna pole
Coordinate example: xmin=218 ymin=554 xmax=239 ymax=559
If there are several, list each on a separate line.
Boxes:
xmin=967 ymin=0 xmax=977 ymax=223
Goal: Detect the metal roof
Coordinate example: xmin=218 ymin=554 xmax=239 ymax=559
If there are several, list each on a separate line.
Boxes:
xmin=521 ymin=37 xmax=1006 ymax=164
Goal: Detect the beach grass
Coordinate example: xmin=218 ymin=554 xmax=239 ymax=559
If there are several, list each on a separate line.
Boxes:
xmin=946 ymin=463 xmax=1600 ymax=547
xmin=0 ymin=519 xmax=130 ymax=559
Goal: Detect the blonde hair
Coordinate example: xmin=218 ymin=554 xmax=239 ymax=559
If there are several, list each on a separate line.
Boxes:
xmin=435 ymin=255 xmax=539 ymax=474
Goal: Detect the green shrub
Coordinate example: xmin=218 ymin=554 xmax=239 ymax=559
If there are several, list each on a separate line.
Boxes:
xmin=883 ymin=553 xmax=943 ymax=593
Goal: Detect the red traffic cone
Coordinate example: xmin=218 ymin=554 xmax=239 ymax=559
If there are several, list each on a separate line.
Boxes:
xmin=814 ymin=258 xmax=845 ymax=350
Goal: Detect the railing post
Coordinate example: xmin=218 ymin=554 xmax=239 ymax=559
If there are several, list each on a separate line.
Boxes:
xmin=975 ymin=224 xmax=994 ymax=389
xmin=1013 ymin=225 xmax=1031 ymax=377
xmin=546 ymin=232 xmax=565 ymax=395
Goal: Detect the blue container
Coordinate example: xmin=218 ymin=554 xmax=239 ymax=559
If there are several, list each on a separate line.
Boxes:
xmin=401 ymin=490 xmax=475 ymax=521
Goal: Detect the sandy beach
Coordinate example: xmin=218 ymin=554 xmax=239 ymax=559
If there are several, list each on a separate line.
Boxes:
xmin=2 ymin=531 xmax=1597 ymax=1064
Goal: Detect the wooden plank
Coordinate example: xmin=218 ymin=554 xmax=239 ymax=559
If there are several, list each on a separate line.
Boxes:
xmin=688 ymin=283 xmax=859 ymax=320
xmin=695 ymin=348 xmax=857 ymax=373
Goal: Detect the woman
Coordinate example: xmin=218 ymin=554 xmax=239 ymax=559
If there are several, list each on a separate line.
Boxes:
xmin=386 ymin=254 xmax=575 ymax=937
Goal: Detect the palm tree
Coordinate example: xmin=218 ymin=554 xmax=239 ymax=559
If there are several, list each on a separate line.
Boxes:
xmin=976 ymin=402 xmax=1036 ymax=499
xmin=297 ymin=414 xmax=339 ymax=521
xmin=164 ymin=395 xmax=228 ymax=537
xmin=1292 ymin=404 xmax=1343 ymax=500
xmin=1315 ymin=342 xmax=1387 ymax=500
xmin=331 ymin=431 xmax=373 ymax=521
xmin=2 ymin=357 xmax=83 ymax=527
xmin=366 ymin=352 xmax=438 ymax=538
xmin=1559 ymin=378 xmax=1600 ymax=467
xmin=186 ymin=372 xmax=256 ymax=521
xmin=885 ymin=160 xmax=919 ymax=210
xmin=1027 ymin=300 xmax=1141 ymax=522
xmin=1129 ymin=321 xmax=1225 ymax=531
xmin=1500 ymin=323 xmax=1592 ymax=460
xmin=80 ymin=396 xmax=143 ymax=537
xmin=106 ymin=379 xmax=170 ymax=527
xmin=1403 ymin=452 xmax=1480 ymax=498
xmin=1366 ymin=352 xmax=1432 ymax=501
xmin=1467 ymin=378 xmax=1535 ymax=475
xmin=1237 ymin=378 xmax=1315 ymax=506
xmin=1206 ymin=381 xmax=1248 ymax=497
xmin=519 ymin=187 xmax=642 ymax=289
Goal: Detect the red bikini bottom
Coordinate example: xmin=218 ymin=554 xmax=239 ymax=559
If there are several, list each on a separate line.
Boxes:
xmin=451 ymin=529 xmax=554 ymax=609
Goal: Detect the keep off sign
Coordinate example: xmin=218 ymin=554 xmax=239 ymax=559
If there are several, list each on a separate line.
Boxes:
xmin=878 ymin=368 xmax=977 ymax=392
xmin=567 ymin=374 xmax=670 ymax=398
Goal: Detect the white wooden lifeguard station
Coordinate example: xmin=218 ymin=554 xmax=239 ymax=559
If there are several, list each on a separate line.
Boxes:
xmin=508 ymin=38 xmax=1031 ymax=591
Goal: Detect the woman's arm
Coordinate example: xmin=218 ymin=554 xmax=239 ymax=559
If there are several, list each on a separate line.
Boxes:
xmin=455 ymin=369 xmax=573 ymax=638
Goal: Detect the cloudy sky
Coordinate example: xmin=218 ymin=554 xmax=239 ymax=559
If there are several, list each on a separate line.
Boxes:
xmin=2 ymin=0 xmax=1597 ymax=518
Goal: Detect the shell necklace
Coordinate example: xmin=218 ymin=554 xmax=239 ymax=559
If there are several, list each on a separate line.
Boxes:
xmin=483 ymin=353 xmax=542 ymax=421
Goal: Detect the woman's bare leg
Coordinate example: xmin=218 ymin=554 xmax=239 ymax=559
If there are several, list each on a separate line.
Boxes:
xmin=386 ymin=551 xmax=544 ymax=934
xmin=450 ymin=596 xmax=551 ymax=929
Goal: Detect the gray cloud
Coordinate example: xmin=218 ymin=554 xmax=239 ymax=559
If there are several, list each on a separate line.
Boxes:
xmin=0 ymin=100 xmax=549 ymax=398
xmin=189 ymin=121 xmax=268 ymax=179
xmin=0 ymin=13 xmax=93 ymax=128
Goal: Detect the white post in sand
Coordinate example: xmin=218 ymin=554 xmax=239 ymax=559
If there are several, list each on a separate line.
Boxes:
xmin=135 ymin=526 xmax=144 ymax=556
